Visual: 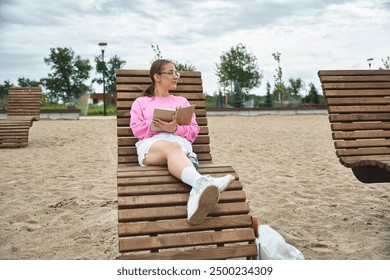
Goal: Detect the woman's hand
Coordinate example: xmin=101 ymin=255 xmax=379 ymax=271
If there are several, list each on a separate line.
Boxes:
xmin=154 ymin=115 xmax=178 ymax=133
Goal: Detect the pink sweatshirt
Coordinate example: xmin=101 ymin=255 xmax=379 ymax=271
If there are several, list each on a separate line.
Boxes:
xmin=130 ymin=95 xmax=200 ymax=143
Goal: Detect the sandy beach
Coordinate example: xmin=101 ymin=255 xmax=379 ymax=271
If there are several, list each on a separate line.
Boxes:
xmin=0 ymin=114 xmax=389 ymax=260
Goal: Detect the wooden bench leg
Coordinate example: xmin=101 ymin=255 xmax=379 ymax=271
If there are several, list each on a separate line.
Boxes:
xmin=247 ymin=216 xmax=260 ymax=260
xmin=352 ymin=166 xmax=390 ymax=183
xmin=251 ymin=216 xmax=259 ymax=238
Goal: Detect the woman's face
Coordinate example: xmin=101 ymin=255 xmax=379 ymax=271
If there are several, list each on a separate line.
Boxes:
xmin=156 ymin=63 xmax=179 ymax=91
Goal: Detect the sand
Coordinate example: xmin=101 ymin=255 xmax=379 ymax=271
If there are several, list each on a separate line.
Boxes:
xmin=0 ymin=115 xmax=389 ymax=260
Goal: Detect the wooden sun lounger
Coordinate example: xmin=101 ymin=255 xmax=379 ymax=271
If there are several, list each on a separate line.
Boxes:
xmin=0 ymin=87 xmax=41 ymax=148
xmin=116 ymin=69 xmax=259 ymax=260
xmin=318 ymin=69 xmax=390 ymax=183
xmin=6 ymin=86 xmax=42 ymax=126
xmin=0 ymin=119 xmax=31 ymax=148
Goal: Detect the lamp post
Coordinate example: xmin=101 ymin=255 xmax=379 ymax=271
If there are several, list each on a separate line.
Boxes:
xmin=98 ymin=42 xmax=108 ymax=115
xmin=367 ymin=58 xmax=374 ymax=69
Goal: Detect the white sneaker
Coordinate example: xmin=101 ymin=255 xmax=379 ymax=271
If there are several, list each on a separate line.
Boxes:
xmin=202 ymin=174 xmax=235 ymax=192
xmin=187 ymin=174 xmax=235 ymax=225
xmin=187 ymin=180 xmax=220 ymax=225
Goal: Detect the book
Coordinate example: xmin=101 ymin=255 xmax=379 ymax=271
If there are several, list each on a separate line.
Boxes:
xmin=151 ymin=105 xmax=196 ymax=131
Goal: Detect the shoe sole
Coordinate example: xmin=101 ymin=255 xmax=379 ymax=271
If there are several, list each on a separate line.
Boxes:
xmin=188 ymin=185 xmax=219 ymax=225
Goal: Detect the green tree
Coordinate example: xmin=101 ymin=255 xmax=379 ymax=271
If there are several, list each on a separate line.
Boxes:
xmin=233 ymin=81 xmax=244 ymax=108
xmin=216 ymin=43 xmax=262 ymax=96
xmin=285 ymin=77 xmax=304 ymax=107
xmin=265 ymin=81 xmax=272 ymax=107
xmin=287 ymin=78 xmax=304 ymax=98
xmin=17 ymin=77 xmax=41 ymax=87
xmin=175 ymin=62 xmax=196 ymax=71
xmin=0 ymin=80 xmax=14 ymax=109
xmin=41 ymin=47 xmax=92 ymax=103
xmin=94 ymin=54 xmax=126 ymax=95
xmin=302 ymin=82 xmax=320 ymax=104
xmin=272 ymin=52 xmax=288 ymax=107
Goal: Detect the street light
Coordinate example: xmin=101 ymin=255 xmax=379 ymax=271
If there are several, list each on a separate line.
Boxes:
xmin=98 ymin=42 xmax=108 ymax=116
xmin=367 ymin=58 xmax=374 ymax=69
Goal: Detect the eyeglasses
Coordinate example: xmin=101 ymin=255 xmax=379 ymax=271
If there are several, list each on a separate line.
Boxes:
xmin=159 ymin=70 xmax=180 ymax=78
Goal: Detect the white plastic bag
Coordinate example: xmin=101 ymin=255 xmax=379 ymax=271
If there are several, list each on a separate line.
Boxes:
xmin=255 ymin=225 xmax=304 ymax=260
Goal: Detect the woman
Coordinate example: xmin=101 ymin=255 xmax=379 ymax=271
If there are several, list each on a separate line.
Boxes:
xmin=130 ymin=59 xmax=234 ymax=225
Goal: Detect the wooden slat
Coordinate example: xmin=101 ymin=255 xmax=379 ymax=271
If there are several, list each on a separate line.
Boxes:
xmin=328 ymin=105 xmax=390 ymax=113
xmin=117 ymin=171 xmax=237 ymax=187
xmin=327 ymin=97 xmax=390 ymax=105
xmin=324 ymin=89 xmax=390 ymax=97
xmin=334 ymin=139 xmax=390 ymax=149
xmin=322 ymin=82 xmax=390 ymax=90
xmin=332 ymin=130 xmax=390 ymax=140
xmin=119 ymin=228 xmax=255 ymax=252
xmin=117 ymin=180 xmax=243 ymax=197
xmin=341 ymin=155 xmax=390 ymax=165
xmin=329 ymin=113 xmax=390 ymax=122
xmin=118 ymin=190 xmax=246 ymax=209
xmin=118 ymin=244 xmax=257 ymax=260
xmin=337 ymin=147 xmax=390 ymax=157
xmin=118 ymin=202 xmax=250 ymax=222
xmin=117 ymin=164 xmax=237 ymax=180
xmin=318 ymin=69 xmax=390 ymax=77
xmin=118 ymin=215 xmax=253 ymax=237
xmin=331 ymin=122 xmax=390 ymax=131
xmin=117 ymin=135 xmax=210 ymax=147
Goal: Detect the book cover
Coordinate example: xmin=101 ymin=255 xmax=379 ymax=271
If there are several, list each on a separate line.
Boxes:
xmin=151 ymin=105 xmax=196 ymax=131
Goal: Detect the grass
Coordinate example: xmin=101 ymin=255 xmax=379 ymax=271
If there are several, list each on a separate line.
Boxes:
xmin=84 ymin=104 xmax=116 ymax=116
xmin=40 ymin=104 xmax=117 ymax=116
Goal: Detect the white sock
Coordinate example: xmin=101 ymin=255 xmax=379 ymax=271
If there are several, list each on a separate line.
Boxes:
xmin=181 ymin=166 xmax=203 ymax=188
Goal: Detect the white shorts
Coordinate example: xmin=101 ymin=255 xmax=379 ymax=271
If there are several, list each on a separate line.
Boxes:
xmin=135 ymin=133 xmax=193 ymax=166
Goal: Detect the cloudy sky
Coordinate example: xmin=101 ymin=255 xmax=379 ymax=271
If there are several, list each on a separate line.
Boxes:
xmin=0 ymin=0 xmax=389 ymax=96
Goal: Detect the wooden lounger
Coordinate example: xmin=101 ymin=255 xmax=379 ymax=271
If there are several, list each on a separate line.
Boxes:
xmin=318 ymin=69 xmax=390 ymax=183
xmin=0 ymin=119 xmax=31 ymax=148
xmin=116 ymin=69 xmax=259 ymax=259
xmin=6 ymin=87 xmax=42 ymax=126
xmin=0 ymin=87 xmax=42 ymax=148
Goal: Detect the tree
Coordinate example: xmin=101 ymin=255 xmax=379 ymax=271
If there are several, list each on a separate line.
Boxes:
xmin=285 ymin=77 xmax=304 ymax=107
xmin=233 ymin=81 xmax=244 ymax=108
xmin=302 ymin=82 xmax=320 ymax=104
xmin=217 ymin=89 xmax=223 ymax=108
xmin=174 ymin=62 xmax=196 ymax=71
xmin=380 ymin=56 xmax=390 ymax=69
xmin=17 ymin=78 xmax=40 ymax=87
xmin=287 ymin=78 xmax=304 ymax=98
xmin=0 ymin=80 xmax=14 ymax=109
xmin=272 ymin=52 xmax=288 ymax=107
xmin=41 ymin=47 xmax=92 ymax=103
xmin=216 ymin=43 xmax=262 ymax=96
xmin=265 ymin=81 xmax=272 ymax=107
xmin=150 ymin=44 xmax=196 ymax=71
xmin=94 ymin=54 xmax=126 ymax=95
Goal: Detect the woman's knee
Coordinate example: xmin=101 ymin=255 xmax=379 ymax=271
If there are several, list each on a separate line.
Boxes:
xmin=167 ymin=141 xmax=183 ymax=152
xmin=149 ymin=141 xmax=182 ymax=157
